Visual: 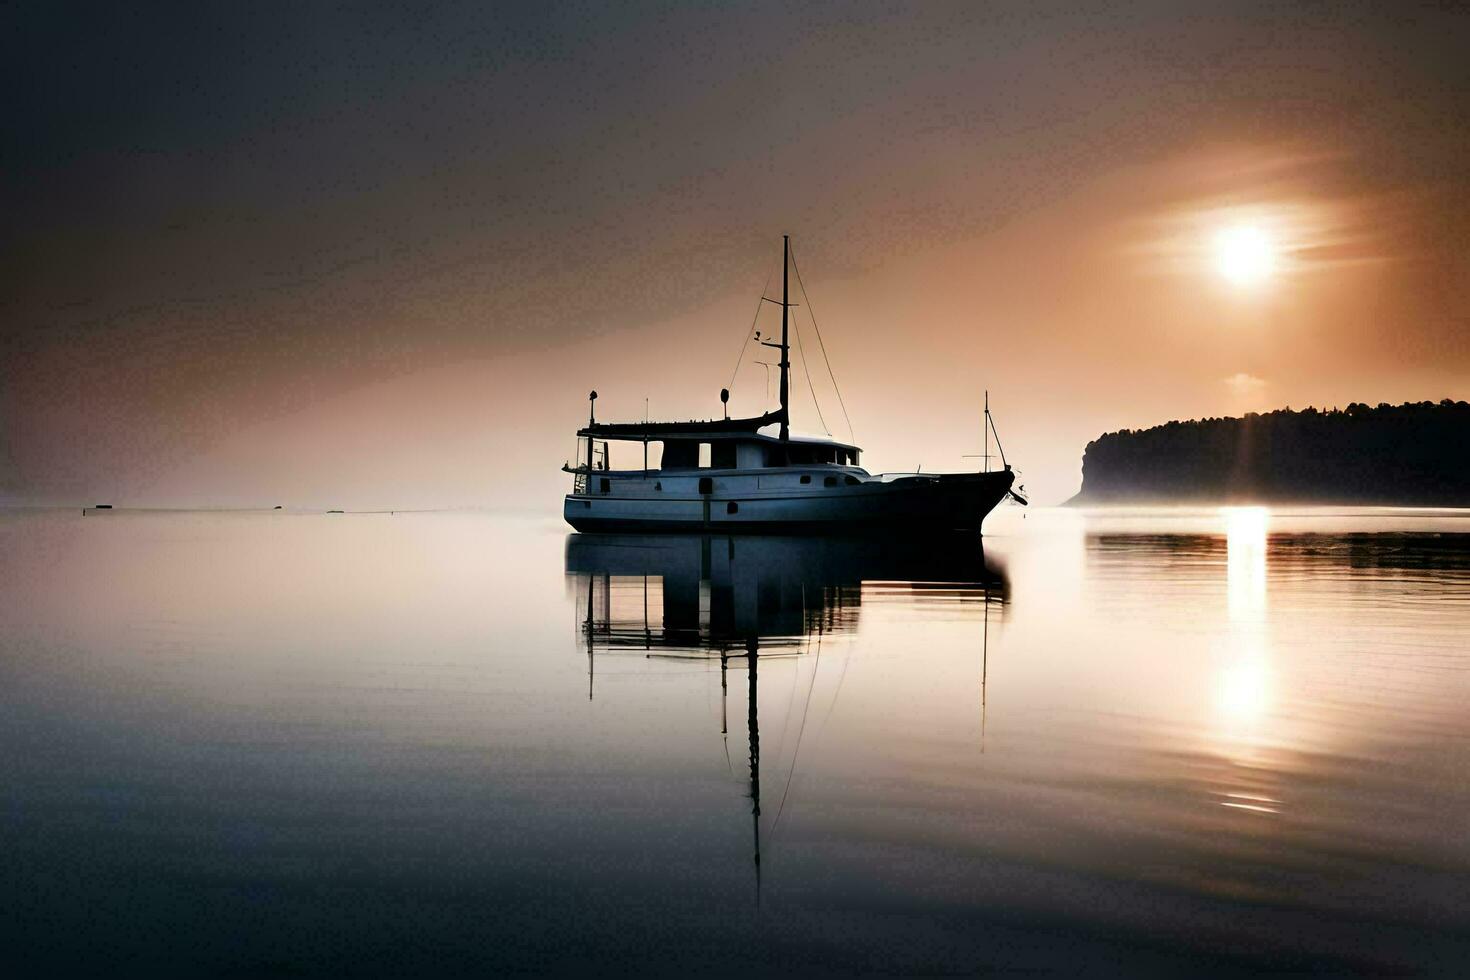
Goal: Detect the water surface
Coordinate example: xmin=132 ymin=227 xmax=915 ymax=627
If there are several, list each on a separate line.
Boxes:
xmin=2 ymin=507 xmax=1467 ymax=975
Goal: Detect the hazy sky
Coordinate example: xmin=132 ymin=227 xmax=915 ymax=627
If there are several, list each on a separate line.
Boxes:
xmin=4 ymin=1 xmax=1468 ymax=507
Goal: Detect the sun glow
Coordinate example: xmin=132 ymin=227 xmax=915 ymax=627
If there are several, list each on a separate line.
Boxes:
xmin=1213 ymin=224 xmax=1277 ymax=287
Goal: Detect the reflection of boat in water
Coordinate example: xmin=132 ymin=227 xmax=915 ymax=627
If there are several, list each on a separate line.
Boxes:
xmin=566 ymin=531 xmax=1006 ymax=897
xmin=562 ymin=237 xmax=1026 ymax=533
xmin=566 ymin=532 xmax=1006 ymax=653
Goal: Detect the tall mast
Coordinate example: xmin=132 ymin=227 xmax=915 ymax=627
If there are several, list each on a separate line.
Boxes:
xmin=779 ymin=235 xmax=790 ymax=443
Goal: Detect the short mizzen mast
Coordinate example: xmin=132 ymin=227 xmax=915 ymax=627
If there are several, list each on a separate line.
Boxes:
xmin=965 ymin=389 xmax=998 ymax=472
xmin=984 ymin=390 xmax=990 ymax=474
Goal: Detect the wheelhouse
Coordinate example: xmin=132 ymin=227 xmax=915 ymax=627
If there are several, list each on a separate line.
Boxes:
xmin=567 ymin=429 xmax=863 ymax=496
xmin=576 ymin=431 xmax=860 ymax=475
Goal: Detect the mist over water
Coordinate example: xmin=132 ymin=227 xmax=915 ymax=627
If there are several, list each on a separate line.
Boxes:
xmin=2 ymin=506 xmax=1467 ymax=974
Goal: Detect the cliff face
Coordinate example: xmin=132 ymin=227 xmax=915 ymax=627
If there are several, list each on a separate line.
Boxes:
xmin=1074 ymin=400 xmax=1470 ymax=505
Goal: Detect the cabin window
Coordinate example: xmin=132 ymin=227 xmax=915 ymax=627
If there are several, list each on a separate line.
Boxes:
xmin=844 ymin=475 xmax=860 ymax=486
xmin=698 ymin=477 xmax=713 ymax=494
xmin=736 ymin=442 xmax=767 ymax=469
xmin=662 ymin=441 xmax=698 ymax=469
xmin=823 ymin=476 xmax=837 ymax=487
xmin=698 ymin=443 xmax=712 ymax=468
xmin=726 ymin=501 xmax=738 ymax=514
xmin=597 ymin=439 xmax=657 ymax=472
xmin=799 ymin=474 xmax=811 ymax=484
xmin=578 ymin=437 xmax=612 ymax=470
xmin=711 ymin=441 xmax=737 ymax=469
xmin=599 ymin=478 xmax=610 ymax=494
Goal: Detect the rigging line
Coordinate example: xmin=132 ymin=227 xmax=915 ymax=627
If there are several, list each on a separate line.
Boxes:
xmin=771 ymin=620 xmax=823 ymax=845
xmin=814 ymin=629 xmax=852 ymax=738
xmin=986 ymin=407 xmax=1009 ymax=468
xmin=728 ymin=268 xmax=774 ymax=394
xmin=768 ymin=636 xmax=804 ymax=782
xmin=788 ymin=245 xmax=854 ymax=442
xmin=766 ymin=584 xmax=810 ymax=819
xmin=792 ymin=305 xmax=829 ymax=434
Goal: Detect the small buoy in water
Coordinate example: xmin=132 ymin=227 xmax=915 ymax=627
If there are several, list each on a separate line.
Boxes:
xmin=94 ymin=504 xmax=112 ymax=509
xmin=327 ymin=509 xmax=344 ymax=514
xmin=273 ymin=505 xmax=283 ymax=510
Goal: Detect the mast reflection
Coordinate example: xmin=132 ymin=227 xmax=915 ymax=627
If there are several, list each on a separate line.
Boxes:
xmin=566 ymin=532 xmax=1008 ymax=897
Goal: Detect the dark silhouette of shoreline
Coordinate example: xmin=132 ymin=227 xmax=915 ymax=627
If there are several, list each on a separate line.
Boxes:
xmin=1072 ymin=400 xmax=1470 ymax=505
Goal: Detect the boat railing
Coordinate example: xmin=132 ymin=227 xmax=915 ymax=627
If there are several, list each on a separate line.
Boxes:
xmin=570 ymin=439 xmax=612 ymax=494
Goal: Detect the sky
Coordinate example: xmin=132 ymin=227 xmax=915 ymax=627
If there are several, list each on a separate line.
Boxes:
xmin=4 ymin=1 xmax=1468 ymax=508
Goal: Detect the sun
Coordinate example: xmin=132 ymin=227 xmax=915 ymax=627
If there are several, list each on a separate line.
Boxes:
xmin=1213 ymin=224 xmax=1277 ymax=287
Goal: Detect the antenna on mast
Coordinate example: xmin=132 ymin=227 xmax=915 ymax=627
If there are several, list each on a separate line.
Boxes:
xmin=586 ymin=391 xmax=598 ymax=478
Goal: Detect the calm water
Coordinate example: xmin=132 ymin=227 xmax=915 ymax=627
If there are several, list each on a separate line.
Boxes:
xmin=2 ymin=507 xmax=1468 ymax=975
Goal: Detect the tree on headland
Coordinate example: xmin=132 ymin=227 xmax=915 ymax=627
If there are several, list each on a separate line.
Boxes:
xmin=1073 ymin=400 xmax=1470 ymax=505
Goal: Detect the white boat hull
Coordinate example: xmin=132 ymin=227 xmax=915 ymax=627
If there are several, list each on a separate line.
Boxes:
xmin=565 ymin=470 xmax=1015 ymax=533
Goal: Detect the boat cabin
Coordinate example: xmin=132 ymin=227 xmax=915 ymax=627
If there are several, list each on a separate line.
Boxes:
xmin=582 ymin=431 xmax=858 ymax=470
xmin=566 ymin=414 xmax=864 ymax=497
xmin=638 ymin=432 xmax=856 ymax=469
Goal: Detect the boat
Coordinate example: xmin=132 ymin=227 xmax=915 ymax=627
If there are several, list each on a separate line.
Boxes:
xmin=563 ymin=236 xmax=1025 ymax=533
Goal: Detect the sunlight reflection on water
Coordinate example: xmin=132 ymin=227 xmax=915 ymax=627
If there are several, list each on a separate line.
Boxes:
xmin=1219 ymin=505 xmax=1272 ymax=771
